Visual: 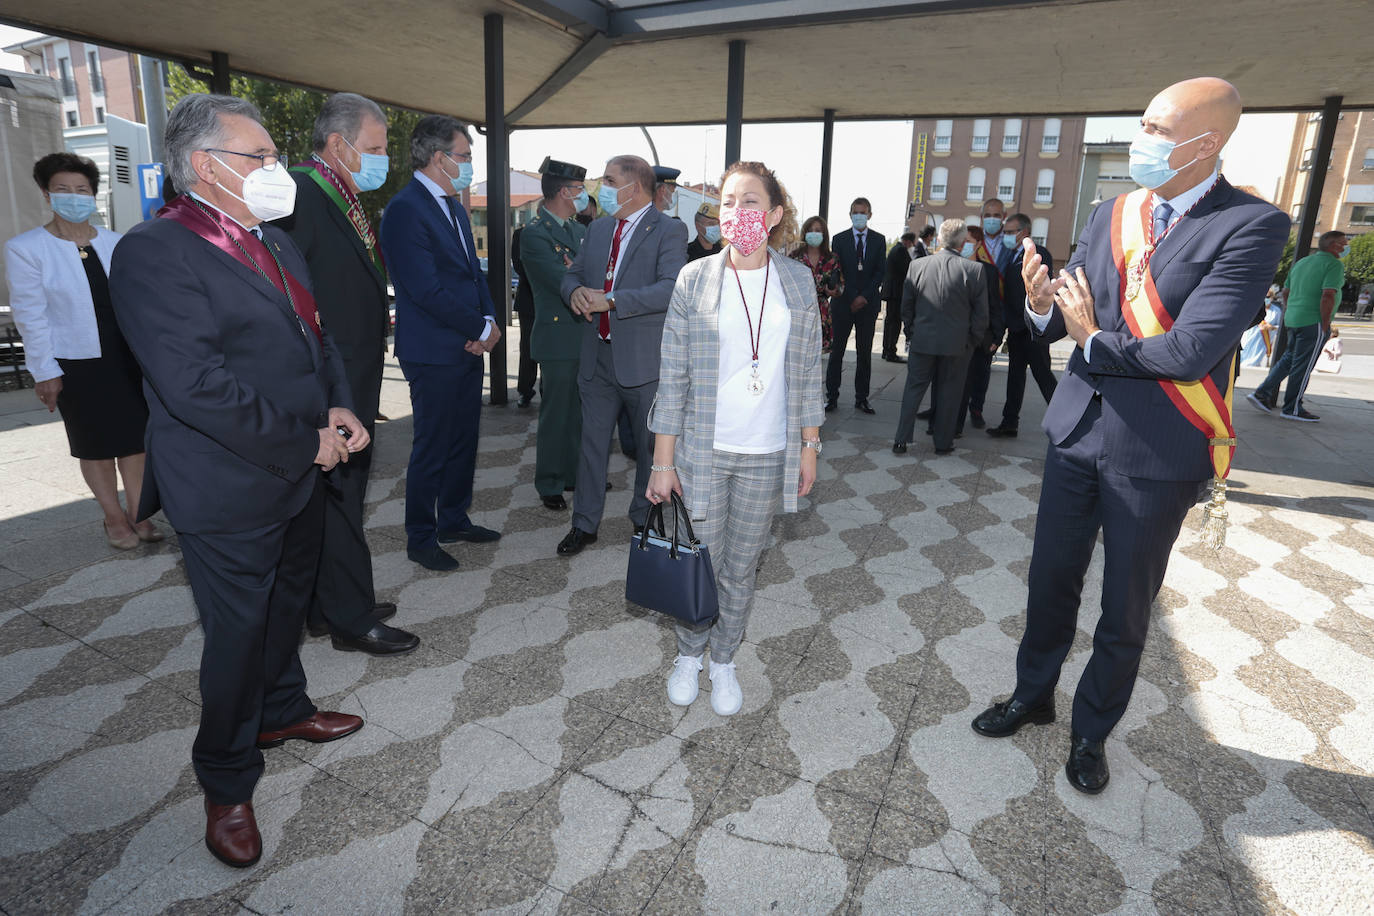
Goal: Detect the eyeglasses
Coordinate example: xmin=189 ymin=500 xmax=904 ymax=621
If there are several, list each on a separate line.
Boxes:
xmin=204 ymin=148 xmax=286 ymax=170
xmin=445 ymin=150 xmax=473 ymax=163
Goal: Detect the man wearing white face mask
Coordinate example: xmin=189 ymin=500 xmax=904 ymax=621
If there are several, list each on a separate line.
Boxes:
xmin=277 ymin=93 xmax=419 ymax=656
xmin=970 ymin=78 xmax=1289 ymax=796
xmin=109 ymin=93 xmax=369 ymax=867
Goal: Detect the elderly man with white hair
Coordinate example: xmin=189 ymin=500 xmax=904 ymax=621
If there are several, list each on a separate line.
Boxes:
xmin=891 ymin=218 xmax=989 ymax=455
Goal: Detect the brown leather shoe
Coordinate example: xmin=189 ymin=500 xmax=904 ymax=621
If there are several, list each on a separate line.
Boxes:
xmin=205 ymin=799 xmax=261 ymax=867
xmin=256 ymin=711 xmax=363 ymax=749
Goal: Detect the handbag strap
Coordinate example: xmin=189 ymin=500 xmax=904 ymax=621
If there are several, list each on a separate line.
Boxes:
xmin=669 ymin=491 xmax=703 ymax=550
xmin=638 ymin=500 xmax=668 ymax=551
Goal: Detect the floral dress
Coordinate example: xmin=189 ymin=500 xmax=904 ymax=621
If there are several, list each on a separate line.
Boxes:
xmin=791 ymin=249 xmax=841 ymax=354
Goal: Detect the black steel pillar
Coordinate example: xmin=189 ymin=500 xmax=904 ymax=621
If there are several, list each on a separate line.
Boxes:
xmin=485 ymin=13 xmax=509 ymax=405
xmin=1295 ymin=95 xmax=1342 ymax=258
xmin=209 ymin=51 xmax=231 ymax=94
xmin=818 ymin=108 xmax=835 ymax=219
xmin=724 ymin=40 xmax=745 ymax=167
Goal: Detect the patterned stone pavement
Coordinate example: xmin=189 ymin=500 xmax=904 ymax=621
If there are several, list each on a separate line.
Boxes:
xmin=0 ymin=343 xmax=1372 ymax=915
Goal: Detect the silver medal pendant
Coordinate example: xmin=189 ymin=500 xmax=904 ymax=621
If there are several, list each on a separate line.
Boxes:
xmin=748 ymin=363 xmax=765 ymax=396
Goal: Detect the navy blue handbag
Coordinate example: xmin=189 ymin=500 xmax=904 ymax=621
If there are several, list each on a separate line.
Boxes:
xmin=625 ymin=491 xmax=719 ymax=626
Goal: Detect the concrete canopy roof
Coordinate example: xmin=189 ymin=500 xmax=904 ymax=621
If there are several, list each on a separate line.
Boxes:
xmin=4 ymin=0 xmax=1372 ymax=127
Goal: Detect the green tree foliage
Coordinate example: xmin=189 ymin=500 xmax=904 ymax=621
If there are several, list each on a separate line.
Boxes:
xmin=1273 ymin=230 xmax=1296 ymax=288
xmin=166 ymin=67 xmax=426 ymax=224
xmin=1344 ymin=232 xmax=1374 ymax=289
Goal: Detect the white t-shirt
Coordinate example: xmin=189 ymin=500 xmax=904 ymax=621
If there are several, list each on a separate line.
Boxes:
xmin=714 ymin=264 xmax=791 ymax=453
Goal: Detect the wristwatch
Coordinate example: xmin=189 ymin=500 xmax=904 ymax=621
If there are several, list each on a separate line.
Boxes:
xmin=802 ymin=438 xmax=822 ymax=455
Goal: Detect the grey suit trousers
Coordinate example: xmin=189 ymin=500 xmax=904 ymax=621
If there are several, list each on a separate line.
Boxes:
xmin=573 ymin=340 xmax=656 ymax=532
xmin=894 ymin=352 xmax=970 ymax=451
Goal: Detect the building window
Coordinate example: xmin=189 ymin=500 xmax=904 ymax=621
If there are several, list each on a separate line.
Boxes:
xmin=1035 ymin=169 xmax=1055 ymax=203
xmin=65 ymin=110 xmax=78 ymax=127
xmin=1031 ymin=217 xmax=1049 ymax=245
xmin=929 ymin=166 xmax=948 ymax=201
xmin=87 ymin=50 xmax=103 ymax=94
xmin=57 ymin=57 xmax=75 ymax=97
xmin=477 ymin=235 xmax=485 ymax=251
xmin=1363 ymin=148 xmax=1374 ymax=170
xmin=934 ymin=120 xmax=953 ymax=152
xmin=967 ymin=167 xmax=985 ymax=201
xmin=95 ymin=106 xmax=104 ymax=123
xmin=1352 ymin=206 xmax=1374 ymax=226
xmin=1041 ymin=118 xmax=1061 ymax=153
xmin=1300 ymin=148 xmax=1314 ymax=171
xmin=1002 ymin=119 xmax=1021 ymax=153
xmin=972 ymin=119 xmax=991 ymax=152
xmin=997 ymin=168 xmax=1016 ymax=199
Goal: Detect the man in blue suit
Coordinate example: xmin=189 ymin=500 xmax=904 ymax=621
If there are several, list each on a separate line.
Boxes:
xmin=971 ymin=78 xmax=1289 ymax=794
xmin=826 ymin=197 xmax=886 ymax=414
xmin=986 ymin=213 xmax=1057 ymax=437
xmin=380 ymin=116 xmax=502 ymax=571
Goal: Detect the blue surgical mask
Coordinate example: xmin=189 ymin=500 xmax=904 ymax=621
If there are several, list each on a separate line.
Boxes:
xmin=50 ymin=192 xmax=97 ymax=223
xmin=982 ymin=216 xmax=1003 ymax=236
xmin=343 ymin=137 xmax=389 ymax=193
xmin=1001 ymin=233 xmax=1019 ymax=251
xmin=597 ymin=182 xmax=624 ymax=216
xmin=572 ymin=188 xmax=590 ymax=212
xmin=1128 ymin=129 xmax=1212 ymax=190
xmin=703 ymin=225 xmax=722 ymax=244
xmin=805 ymin=230 xmax=824 ymax=247
xmin=1339 ymin=244 xmax=1350 ymax=258
xmin=850 ymin=213 xmax=868 ymax=230
xmin=960 ymin=241 xmax=976 ymax=258
xmin=443 ymin=154 xmax=474 ymax=192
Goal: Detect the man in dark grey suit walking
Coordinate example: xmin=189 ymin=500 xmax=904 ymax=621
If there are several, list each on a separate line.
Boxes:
xmin=556 ymin=154 xmax=688 ymax=556
xmin=892 ymin=219 xmax=988 ymax=455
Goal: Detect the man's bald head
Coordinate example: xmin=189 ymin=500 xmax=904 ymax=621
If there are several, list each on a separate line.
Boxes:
xmin=1140 ymin=77 xmax=1241 ymax=198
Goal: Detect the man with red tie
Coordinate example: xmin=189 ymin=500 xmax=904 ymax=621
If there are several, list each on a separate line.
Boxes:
xmin=556 ymin=155 xmax=688 ymax=556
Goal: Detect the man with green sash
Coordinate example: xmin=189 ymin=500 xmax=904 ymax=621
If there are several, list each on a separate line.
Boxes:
xmin=279 ymin=92 xmax=419 ymax=656
xmin=521 ymin=157 xmax=588 ymax=510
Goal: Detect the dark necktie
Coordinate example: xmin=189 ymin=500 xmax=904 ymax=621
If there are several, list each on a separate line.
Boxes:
xmin=1153 ymin=202 xmax=1174 ymax=242
xmin=600 ymin=219 xmax=628 ymax=340
xmin=856 ymin=230 xmax=865 ymax=268
xmin=444 ymin=196 xmax=471 ymax=265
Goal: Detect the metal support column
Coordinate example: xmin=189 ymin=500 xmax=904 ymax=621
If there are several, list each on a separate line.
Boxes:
xmin=818 ymin=108 xmax=835 ymax=219
xmin=140 ymin=57 xmax=168 ymax=163
xmin=209 ymin=51 xmax=231 ymax=94
xmin=485 ymin=13 xmax=510 ymax=405
xmin=1295 ymin=95 xmax=1342 ymax=258
xmin=724 ymin=40 xmax=744 ymax=167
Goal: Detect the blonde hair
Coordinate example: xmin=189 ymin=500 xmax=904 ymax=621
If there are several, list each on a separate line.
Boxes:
xmin=720 ymin=161 xmax=798 ymax=252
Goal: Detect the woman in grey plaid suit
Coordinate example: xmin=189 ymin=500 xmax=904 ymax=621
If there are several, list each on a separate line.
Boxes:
xmin=647 ymin=162 xmax=826 ymax=716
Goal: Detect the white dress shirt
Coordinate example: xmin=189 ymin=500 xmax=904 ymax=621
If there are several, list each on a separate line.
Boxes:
xmin=414 ymin=169 xmax=494 ymax=341
xmin=607 ymin=202 xmax=653 ymax=290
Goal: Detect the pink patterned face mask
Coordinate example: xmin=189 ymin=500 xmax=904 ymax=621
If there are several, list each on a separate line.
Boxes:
xmin=720 ymin=207 xmax=770 ymax=256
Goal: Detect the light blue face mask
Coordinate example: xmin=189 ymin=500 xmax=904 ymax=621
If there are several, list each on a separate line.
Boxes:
xmin=443 ymin=153 xmax=474 ymax=192
xmin=703 ymin=225 xmax=722 ymax=244
xmin=343 ymin=137 xmax=389 ymax=193
xmin=50 ymin=192 xmax=97 ymax=223
xmin=1001 ymin=232 xmax=1019 ymax=251
xmin=805 ymin=230 xmax=824 ymax=247
xmin=1128 ymin=129 xmax=1212 ymax=190
xmin=960 ymin=241 xmax=976 ymax=258
xmin=982 ymin=216 xmax=1003 ymax=236
xmin=571 ymin=187 xmax=590 ymax=212
xmin=851 ymin=212 xmax=869 ymax=230
xmin=598 ymin=182 xmax=624 ymax=216
xmin=1339 ymin=244 xmax=1350 ymax=258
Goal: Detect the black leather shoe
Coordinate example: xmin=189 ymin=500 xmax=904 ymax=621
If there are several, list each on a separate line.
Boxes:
xmin=971 ymin=698 xmax=1055 ymax=737
xmin=970 ymin=410 xmax=986 ymax=429
xmin=541 ymin=494 xmax=567 ymax=510
xmin=438 ymin=524 xmax=501 ymax=544
xmin=916 ymin=408 xmax=933 ymax=420
xmin=855 ymin=399 xmax=876 ymax=414
xmin=892 ymin=442 xmax=907 ymax=455
xmin=1066 ymin=732 xmax=1110 ymax=794
xmin=986 ymin=426 xmax=1018 ymax=438
xmin=307 ymin=600 xmax=396 ymax=638
xmin=516 ymin=394 xmax=533 ymax=408
xmin=824 ymin=398 xmax=837 ymax=413
xmin=331 ymin=622 xmax=421 ymax=656
xmin=407 ymin=544 xmax=459 ymax=571
xmin=882 ymin=354 xmax=907 ymax=364
xmin=557 ymin=527 xmax=597 ymax=556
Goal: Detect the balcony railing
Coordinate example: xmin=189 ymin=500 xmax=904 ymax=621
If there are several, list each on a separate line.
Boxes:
xmin=60 ymin=76 xmax=76 ymax=97
xmin=89 ymin=73 xmax=103 ymax=94
xmin=972 ymin=136 xmax=989 ymax=152
xmin=1002 ymin=136 xmax=1020 ymax=153
xmin=1042 ymin=136 xmax=1059 ymax=153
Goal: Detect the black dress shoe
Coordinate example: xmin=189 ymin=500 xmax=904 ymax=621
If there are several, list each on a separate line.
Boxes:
xmin=1066 ymin=732 xmax=1110 ymax=794
xmin=331 ymin=622 xmax=421 ymax=656
xmin=971 ymin=698 xmax=1055 ymax=737
xmin=407 ymin=544 xmax=459 ymax=571
xmin=892 ymin=442 xmax=907 ymax=455
xmin=970 ymin=410 xmax=986 ymax=429
xmin=824 ymin=399 xmax=837 ymax=413
xmin=855 ymin=399 xmax=876 ymax=414
xmin=541 ymin=494 xmax=567 ymax=510
xmin=373 ymin=601 xmax=397 ymax=622
xmin=438 ymin=524 xmax=501 ymax=544
xmin=916 ymin=408 xmax=933 ymax=420
xmin=557 ymin=527 xmax=597 ymax=556
xmin=516 ymin=394 xmax=533 ymax=408
xmin=986 ymin=426 xmax=1018 ymax=438
xmin=882 ymin=353 xmax=907 ymax=364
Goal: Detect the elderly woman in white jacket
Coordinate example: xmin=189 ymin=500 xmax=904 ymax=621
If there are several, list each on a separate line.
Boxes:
xmin=646 ymin=161 xmax=824 ymax=717
xmin=4 ymin=152 xmax=160 ymax=548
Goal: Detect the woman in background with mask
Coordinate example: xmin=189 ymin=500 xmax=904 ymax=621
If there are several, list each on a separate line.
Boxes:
xmin=646 ymin=161 xmax=823 ymax=717
xmin=3 ymin=153 xmax=159 ymax=549
xmin=790 ymin=215 xmax=841 ymax=354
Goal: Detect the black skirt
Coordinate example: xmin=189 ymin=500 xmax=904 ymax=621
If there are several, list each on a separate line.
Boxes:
xmin=54 ymin=247 xmax=148 ymax=460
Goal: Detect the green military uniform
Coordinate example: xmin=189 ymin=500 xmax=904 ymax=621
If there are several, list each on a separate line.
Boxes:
xmin=521 ymin=203 xmax=587 ymax=498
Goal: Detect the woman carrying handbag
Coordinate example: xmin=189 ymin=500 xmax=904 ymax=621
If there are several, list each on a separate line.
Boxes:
xmin=645 ymin=161 xmax=825 ymax=716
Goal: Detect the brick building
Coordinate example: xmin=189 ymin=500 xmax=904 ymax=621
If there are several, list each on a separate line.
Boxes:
xmin=1275 ymin=110 xmax=1374 ymax=237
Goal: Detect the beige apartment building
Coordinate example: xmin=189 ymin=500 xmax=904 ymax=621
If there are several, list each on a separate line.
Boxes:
xmin=1275 ymin=110 xmax=1374 ymax=236
xmin=905 ymin=116 xmax=1086 ymax=262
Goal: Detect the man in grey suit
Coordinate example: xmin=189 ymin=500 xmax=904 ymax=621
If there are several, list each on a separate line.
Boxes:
xmin=556 ymin=154 xmax=689 ymax=555
xmin=892 ymin=219 xmax=988 ymax=455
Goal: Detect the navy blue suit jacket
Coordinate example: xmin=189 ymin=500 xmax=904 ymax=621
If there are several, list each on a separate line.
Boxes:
xmin=1035 ymin=177 xmax=1289 ymax=481
xmin=831 ymin=228 xmax=886 ymax=312
xmin=109 ymin=217 xmax=352 ymax=534
xmin=380 ymin=177 xmax=495 ymax=365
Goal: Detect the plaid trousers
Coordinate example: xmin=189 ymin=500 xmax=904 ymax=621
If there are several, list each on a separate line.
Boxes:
xmin=676 ymin=449 xmax=785 ymax=663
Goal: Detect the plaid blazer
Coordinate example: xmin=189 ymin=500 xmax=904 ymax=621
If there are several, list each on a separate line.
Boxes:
xmin=649 ymin=247 xmax=826 ymax=520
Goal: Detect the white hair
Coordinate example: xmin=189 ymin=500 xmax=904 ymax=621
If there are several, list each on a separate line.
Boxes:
xmin=164 ymin=93 xmax=261 ymax=193
xmin=937 ymin=218 xmax=967 ymax=250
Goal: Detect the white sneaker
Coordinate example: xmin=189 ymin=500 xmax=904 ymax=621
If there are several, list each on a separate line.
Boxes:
xmin=667 ymin=655 xmax=703 ymax=706
xmin=709 ymin=660 xmax=743 ymax=716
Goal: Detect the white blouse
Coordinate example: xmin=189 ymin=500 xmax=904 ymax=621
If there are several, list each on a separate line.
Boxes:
xmin=714 ymin=263 xmax=791 ymax=453
xmin=4 ymin=225 xmax=122 ymax=382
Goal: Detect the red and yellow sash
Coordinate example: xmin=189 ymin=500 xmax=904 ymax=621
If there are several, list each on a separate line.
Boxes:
xmin=972 ymin=236 xmax=1003 ymax=297
xmin=1110 ymin=187 xmax=1236 ymax=480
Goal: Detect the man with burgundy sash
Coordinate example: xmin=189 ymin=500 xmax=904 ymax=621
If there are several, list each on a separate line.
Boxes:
xmin=970 ymin=78 xmax=1289 ymax=794
xmin=109 ymin=94 xmax=367 ymax=866
xmin=278 ymin=93 xmax=419 ymax=656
